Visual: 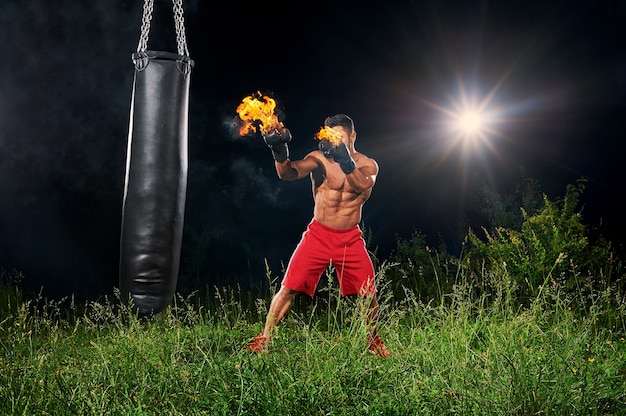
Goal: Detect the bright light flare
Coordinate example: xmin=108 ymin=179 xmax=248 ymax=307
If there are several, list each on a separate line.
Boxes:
xmin=420 ymin=78 xmax=506 ymax=159
xmin=457 ymin=110 xmax=483 ymax=136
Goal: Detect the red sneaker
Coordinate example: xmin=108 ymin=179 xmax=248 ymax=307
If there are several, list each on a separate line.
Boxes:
xmin=249 ymin=334 xmax=270 ymax=353
xmin=367 ymin=336 xmax=391 ymax=357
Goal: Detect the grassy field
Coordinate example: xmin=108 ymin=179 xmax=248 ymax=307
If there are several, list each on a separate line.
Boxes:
xmin=1 ymin=266 xmax=625 ymax=416
xmin=2 ymin=182 xmax=625 ymax=414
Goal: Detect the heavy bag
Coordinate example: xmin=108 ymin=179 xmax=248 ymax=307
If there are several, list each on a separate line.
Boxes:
xmin=119 ymin=50 xmax=193 ymax=316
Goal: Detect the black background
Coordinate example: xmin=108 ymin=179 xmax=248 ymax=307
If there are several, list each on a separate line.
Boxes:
xmin=0 ymin=0 xmax=624 ymax=300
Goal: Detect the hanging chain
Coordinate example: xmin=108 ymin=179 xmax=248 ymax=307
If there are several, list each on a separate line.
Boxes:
xmin=172 ymin=0 xmax=190 ymax=57
xmin=137 ymin=0 xmax=154 ymax=53
xmin=136 ymin=0 xmax=189 ymax=58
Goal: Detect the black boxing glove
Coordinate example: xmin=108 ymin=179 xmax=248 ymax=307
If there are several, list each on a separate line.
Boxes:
xmin=318 ymin=139 xmax=334 ymax=158
xmin=331 ymin=142 xmax=356 ymax=174
xmin=262 ymin=128 xmax=292 ymax=162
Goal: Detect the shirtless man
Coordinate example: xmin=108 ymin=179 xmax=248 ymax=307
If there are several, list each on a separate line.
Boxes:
xmin=249 ymin=114 xmax=390 ymax=356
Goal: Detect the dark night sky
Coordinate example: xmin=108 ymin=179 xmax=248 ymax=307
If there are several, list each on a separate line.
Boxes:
xmin=1 ymin=0 xmax=625 ymax=300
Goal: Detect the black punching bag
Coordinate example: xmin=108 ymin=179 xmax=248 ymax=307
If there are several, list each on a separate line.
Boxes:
xmin=119 ymin=0 xmax=193 ymax=316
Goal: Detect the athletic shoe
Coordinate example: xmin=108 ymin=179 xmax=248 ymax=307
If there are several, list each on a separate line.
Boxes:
xmin=367 ymin=335 xmax=391 ymax=357
xmin=249 ymin=334 xmax=270 ymax=353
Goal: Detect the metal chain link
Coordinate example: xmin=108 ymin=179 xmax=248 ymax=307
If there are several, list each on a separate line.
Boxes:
xmin=172 ymin=0 xmax=190 ymax=57
xmin=137 ymin=0 xmax=154 ymax=53
xmin=137 ymin=0 xmax=189 ymax=58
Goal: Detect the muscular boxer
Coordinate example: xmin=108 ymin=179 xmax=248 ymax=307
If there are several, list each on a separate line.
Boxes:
xmin=249 ymin=114 xmax=390 ymax=357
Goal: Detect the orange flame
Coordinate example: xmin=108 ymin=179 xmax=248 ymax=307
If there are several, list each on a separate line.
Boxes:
xmin=314 ymin=126 xmax=342 ymax=146
xmin=236 ymin=92 xmax=284 ymax=136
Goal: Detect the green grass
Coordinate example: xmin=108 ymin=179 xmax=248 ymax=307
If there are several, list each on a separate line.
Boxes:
xmin=1 ymin=266 xmax=625 ymax=416
xmin=4 ymin=180 xmax=624 ymax=414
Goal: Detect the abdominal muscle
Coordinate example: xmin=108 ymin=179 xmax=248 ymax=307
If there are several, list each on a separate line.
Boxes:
xmin=303 ymin=151 xmax=372 ymax=230
xmin=312 ymin=180 xmax=370 ymax=230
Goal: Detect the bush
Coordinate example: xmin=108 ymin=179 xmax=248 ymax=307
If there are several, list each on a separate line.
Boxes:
xmin=463 ymin=179 xmax=617 ymax=306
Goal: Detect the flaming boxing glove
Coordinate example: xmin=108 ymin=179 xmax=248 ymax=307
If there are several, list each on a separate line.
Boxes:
xmin=262 ymin=128 xmax=292 ymax=162
xmin=318 ymin=139 xmax=334 ymax=158
xmin=319 ymin=140 xmax=356 ymax=174
xmin=333 ymin=142 xmax=356 ymax=174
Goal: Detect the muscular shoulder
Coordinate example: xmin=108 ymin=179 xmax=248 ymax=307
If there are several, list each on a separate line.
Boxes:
xmin=304 ymin=149 xmax=326 ymax=162
xmin=354 ymin=152 xmax=379 ymax=175
xmin=285 ymin=150 xmax=325 ymax=178
xmin=302 ymin=150 xmax=333 ymax=169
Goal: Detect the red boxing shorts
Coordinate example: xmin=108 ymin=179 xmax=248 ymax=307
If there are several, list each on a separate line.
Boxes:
xmin=282 ymin=219 xmax=376 ymax=298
